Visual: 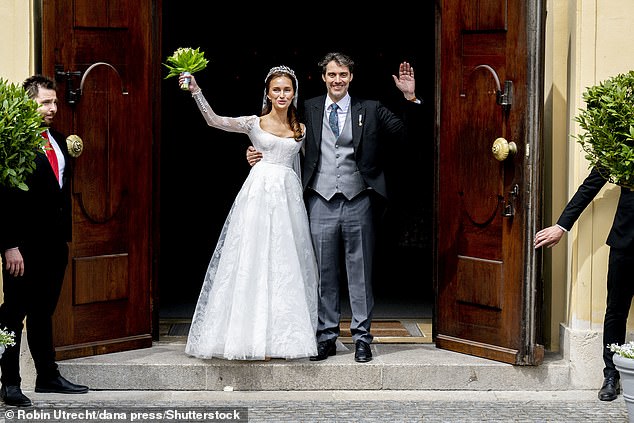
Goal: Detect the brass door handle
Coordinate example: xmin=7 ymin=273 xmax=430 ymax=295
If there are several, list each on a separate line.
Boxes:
xmin=491 ymin=137 xmax=517 ymax=161
xmin=66 ymin=134 xmax=84 ymax=158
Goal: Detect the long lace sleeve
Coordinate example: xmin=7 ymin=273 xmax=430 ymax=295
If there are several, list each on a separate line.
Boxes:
xmin=191 ymin=90 xmax=255 ymax=134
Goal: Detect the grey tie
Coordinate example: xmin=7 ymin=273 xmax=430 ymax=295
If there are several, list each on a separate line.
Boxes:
xmin=329 ymin=103 xmax=339 ymax=137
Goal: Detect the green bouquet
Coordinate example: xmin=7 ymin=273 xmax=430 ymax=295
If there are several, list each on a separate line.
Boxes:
xmin=0 ymin=78 xmax=48 ymax=191
xmin=575 ymin=70 xmax=634 ymax=189
xmin=163 ymin=47 xmax=209 ymax=90
xmin=0 ymin=327 xmax=15 ymax=348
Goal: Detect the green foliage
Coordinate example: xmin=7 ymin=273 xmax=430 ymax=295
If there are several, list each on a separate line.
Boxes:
xmin=0 ymin=78 xmax=47 ymax=191
xmin=575 ymin=70 xmax=634 ymax=188
xmin=163 ymin=47 xmax=209 ymax=79
xmin=0 ymin=327 xmax=15 ymax=347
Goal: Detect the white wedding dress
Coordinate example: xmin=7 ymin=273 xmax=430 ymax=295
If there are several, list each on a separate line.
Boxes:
xmin=185 ymin=91 xmax=318 ymax=360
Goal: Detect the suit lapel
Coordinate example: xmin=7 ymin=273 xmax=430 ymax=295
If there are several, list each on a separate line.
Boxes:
xmin=308 ymin=97 xmax=325 ymax=152
xmin=351 ymin=98 xmax=364 ymax=150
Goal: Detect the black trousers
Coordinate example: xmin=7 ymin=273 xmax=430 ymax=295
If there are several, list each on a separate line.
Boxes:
xmin=0 ymin=241 xmax=68 ymax=385
xmin=602 ymin=246 xmax=634 ymax=379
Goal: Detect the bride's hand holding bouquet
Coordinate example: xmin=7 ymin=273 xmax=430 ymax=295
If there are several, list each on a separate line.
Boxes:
xmin=163 ymin=47 xmax=209 ymax=90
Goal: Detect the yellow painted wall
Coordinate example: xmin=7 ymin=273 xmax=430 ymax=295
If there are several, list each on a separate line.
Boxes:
xmin=545 ymin=0 xmax=634 ymax=345
xmin=543 ymin=0 xmax=570 ymax=352
xmin=0 ymin=0 xmax=33 ymax=293
xmin=578 ymin=1 xmax=634 ymax=333
xmin=0 ymin=1 xmax=33 ymax=83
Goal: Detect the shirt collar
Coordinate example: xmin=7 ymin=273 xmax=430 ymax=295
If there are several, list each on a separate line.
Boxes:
xmin=326 ymin=93 xmax=351 ymax=112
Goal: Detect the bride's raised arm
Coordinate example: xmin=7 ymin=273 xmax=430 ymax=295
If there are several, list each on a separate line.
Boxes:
xmin=179 ymin=73 xmax=255 ymax=134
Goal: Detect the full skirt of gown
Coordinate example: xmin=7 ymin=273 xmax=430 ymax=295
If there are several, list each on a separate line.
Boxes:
xmin=185 ymin=161 xmax=318 ymax=360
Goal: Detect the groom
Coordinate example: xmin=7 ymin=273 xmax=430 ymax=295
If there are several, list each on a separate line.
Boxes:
xmin=247 ymin=52 xmax=422 ymax=363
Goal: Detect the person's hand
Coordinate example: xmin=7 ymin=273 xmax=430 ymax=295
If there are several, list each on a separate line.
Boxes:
xmin=3 ymin=248 xmax=24 ymax=277
xmin=534 ymin=225 xmax=565 ymax=249
xmin=246 ymin=146 xmax=263 ymax=167
xmin=392 ymin=61 xmax=416 ymax=100
xmin=178 ymin=72 xmax=200 ymax=93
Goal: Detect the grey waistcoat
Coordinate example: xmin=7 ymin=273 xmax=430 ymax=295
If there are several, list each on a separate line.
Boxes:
xmin=311 ymin=108 xmax=366 ymax=200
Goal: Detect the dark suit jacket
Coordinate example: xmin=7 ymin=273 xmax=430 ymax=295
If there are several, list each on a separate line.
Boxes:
xmin=301 ymin=95 xmax=418 ymax=200
xmin=556 ymin=167 xmax=634 ymax=249
xmin=0 ymin=128 xmax=72 ymax=252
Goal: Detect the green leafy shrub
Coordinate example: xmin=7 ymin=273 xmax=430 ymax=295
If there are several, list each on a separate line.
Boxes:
xmin=575 ymin=70 xmax=634 ymax=188
xmin=0 ymin=78 xmax=47 ymax=191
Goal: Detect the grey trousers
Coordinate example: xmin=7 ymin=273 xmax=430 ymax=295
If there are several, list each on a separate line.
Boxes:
xmin=306 ymin=191 xmax=375 ymax=344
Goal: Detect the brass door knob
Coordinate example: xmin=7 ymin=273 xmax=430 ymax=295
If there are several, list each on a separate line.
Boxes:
xmin=66 ymin=134 xmax=84 ymax=158
xmin=492 ymin=137 xmax=517 ymax=161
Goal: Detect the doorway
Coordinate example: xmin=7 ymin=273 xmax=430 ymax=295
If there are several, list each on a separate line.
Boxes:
xmin=158 ymin=6 xmax=436 ymax=337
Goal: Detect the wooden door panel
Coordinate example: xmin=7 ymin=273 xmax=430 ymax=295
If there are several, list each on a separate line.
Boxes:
xmin=458 ymin=66 xmax=504 ymax=263
xmin=458 ymin=67 xmax=504 ymax=256
xmin=73 ymin=254 xmax=129 ymax=304
xmin=462 ymin=0 xmax=508 ymax=31
xmin=74 ymin=69 xmax=128 ymax=224
xmin=456 ymin=257 xmax=502 ymax=308
xmin=437 ymin=0 xmax=543 ymax=365
xmin=73 ymin=0 xmax=128 ymax=28
xmin=42 ymin=0 xmax=155 ymax=359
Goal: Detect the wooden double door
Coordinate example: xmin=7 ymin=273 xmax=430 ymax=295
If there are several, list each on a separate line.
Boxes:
xmin=42 ymin=0 xmax=545 ymax=365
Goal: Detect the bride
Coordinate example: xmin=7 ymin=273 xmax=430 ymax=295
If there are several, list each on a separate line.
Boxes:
xmin=177 ymin=66 xmax=318 ymax=360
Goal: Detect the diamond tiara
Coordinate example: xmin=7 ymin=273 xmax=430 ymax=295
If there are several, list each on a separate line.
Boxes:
xmin=265 ymin=65 xmax=296 ymax=81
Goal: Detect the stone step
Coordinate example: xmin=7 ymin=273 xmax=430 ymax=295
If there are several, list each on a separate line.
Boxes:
xmin=45 ymin=341 xmax=582 ymax=392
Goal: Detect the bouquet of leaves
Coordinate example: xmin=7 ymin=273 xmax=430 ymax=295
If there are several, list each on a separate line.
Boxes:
xmin=574 ymin=70 xmax=634 ymax=189
xmin=0 ymin=78 xmax=48 ymax=191
xmin=0 ymin=327 xmax=16 ymax=348
xmin=163 ymin=47 xmax=209 ymax=90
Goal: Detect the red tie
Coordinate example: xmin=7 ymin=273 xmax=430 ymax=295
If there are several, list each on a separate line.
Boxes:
xmin=42 ymin=131 xmax=59 ymax=182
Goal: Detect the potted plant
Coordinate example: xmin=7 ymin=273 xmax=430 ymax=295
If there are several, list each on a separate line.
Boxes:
xmin=610 ymin=341 xmax=634 ymax=421
xmin=0 ymin=77 xmax=48 ymax=191
xmin=575 ymin=70 xmax=634 ymax=189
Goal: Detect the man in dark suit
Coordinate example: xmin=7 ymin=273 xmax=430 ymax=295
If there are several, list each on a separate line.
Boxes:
xmin=534 ymin=167 xmax=634 ymax=401
xmin=248 ymin=52 xmax=421 ymax=363
xmin=0 ymin=75 xmax=88 ymax=407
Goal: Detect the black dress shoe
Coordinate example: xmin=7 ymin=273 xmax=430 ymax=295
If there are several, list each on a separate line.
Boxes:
xmin=310 ymin=339 xmax=337 ymax=361
xmin=35 ymin=375 xmax=89 ymax=394
xmin=0 ymin=384 xmax=32 ymax=407
xmin=354 ymin=340 xmax=373 ymax=363
xmin=598 ymin=376 xmax=620 ymax=401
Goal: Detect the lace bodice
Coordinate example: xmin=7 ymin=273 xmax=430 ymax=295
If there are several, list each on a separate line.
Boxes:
xmin=192 ymin=91 xmax=304 ymax=168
